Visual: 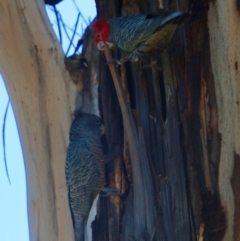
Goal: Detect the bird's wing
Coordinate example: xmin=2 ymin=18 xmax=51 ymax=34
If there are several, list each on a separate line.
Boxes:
xmin=119 ymin=12 xmax=188 ymax=61
xmin=65 ymin=143 xmax=103 ymax=191
xmin=65 ymin=142 xmax=104 ymax=220
xmin=136 ymin=24 xmax=178 ymax=56
xmin=110 ymin=11 xmax=187 ymax=53
xmin=110 ymin=15 xmax=160 ymax=52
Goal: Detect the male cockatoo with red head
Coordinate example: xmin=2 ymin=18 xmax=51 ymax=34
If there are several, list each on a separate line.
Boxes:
xmin=91 ymin=9 xmax=188 ymax=63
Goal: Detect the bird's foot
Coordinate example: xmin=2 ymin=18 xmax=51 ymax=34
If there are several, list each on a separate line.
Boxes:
xmin=106 ymin=59 xmax=121 ymax=67
xmin=100 ymin=187 xmax=122 ymax=197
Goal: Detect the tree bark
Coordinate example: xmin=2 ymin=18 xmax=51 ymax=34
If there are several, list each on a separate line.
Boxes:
xmin=92 ymin=0 xmax=240 ymax=241
xmin=208 ymin=1 xmax=240 ymax=240
xmin=0 ymin=1 xmax=75 ymax=240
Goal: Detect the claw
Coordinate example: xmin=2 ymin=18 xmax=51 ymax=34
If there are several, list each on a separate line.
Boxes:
xmin=107 ymin=59 xmax=121 ymax=66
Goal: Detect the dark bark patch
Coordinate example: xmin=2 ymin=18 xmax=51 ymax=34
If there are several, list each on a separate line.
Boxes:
xmin=202 ymin=192 xmax=226 ymax=241
xmin=231 ymin=153 xmax=240 ymax=241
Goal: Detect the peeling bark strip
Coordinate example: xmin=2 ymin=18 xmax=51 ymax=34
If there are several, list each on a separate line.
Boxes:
xmin=208 ymin=0 xmax=240 ymax=240
xmin=101 ymin=44 xmax=156 ymax=240
xmin=231 ymin=154 xmax=240 ymax=241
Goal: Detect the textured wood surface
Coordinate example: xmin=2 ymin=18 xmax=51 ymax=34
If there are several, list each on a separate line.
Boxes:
xmin=91 ymin=0 xmax=240 ymax=240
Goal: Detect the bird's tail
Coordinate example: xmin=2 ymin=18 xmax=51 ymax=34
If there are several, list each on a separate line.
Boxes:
xmin=74 ymin=218 xmax=85 ymax=241
xmin=162 ymin=11 xmax=189 ymax=25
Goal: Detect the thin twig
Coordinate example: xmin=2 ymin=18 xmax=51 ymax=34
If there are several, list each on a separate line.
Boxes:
xmin=2 ymin=100 xmax=10 ymax=184
xmin=71 ymin=0 xmax=88 ymax=25
xmin=87 ymin=17 xmax=92 ymax=25
xmin=66 ymin=13 xmax=81 ymax=56
xmin=58 ymin=15 xmax=78 ymax=51
xmin=63 ymin=24 xmax=81 ymax=37
xmin=103 ymin=43 xmax=138 ymax=168
xmin=59 ymin=15 xmax=72 ymax=41
xmin=74 ymin=38 xmax=83 ymax=54
xmin=47 ymin=6 xmax=81 ymax=37
xmin=103 ymin=44 xmax=154 ymax=237
xmin=53 ymin=6 xmax=62 ymax=45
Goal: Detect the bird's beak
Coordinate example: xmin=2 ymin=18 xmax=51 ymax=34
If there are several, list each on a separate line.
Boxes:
xmin=97 ymin=41 xmax=115 ymax=51
xmin=100 ymin=124 xmax=105 ymax=135
xmin=97 ymin=41 xmax=105 ymax=50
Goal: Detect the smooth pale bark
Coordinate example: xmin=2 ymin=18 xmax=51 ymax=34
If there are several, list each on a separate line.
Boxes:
xmin=208 ymin=1 xmax=240 ymax=240
xmin=0 ymin=1 xmax=75 ymax=241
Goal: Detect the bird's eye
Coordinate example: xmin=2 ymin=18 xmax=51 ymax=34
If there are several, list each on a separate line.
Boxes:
xmin=97 ymin=34 xmax=101 ymax=38
xmin=96 ymin=119 xmax=101 ymax=125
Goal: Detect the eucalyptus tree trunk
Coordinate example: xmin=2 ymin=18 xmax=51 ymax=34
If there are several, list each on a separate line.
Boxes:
xmin=0 ymin=1 xmax=75 ymax=241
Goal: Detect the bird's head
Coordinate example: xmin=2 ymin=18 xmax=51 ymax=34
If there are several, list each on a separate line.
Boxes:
xmin=91 ymin=18 xmax=111 ymax=45
xmin=69 ymin=113 xmax=104 ymax=142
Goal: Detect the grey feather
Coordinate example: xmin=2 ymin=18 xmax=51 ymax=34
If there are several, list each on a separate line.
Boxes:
xmin=65 ymin=113 xmax=105 ymax=241
xmin=108 ymin=10 xmax=188 ymax=62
